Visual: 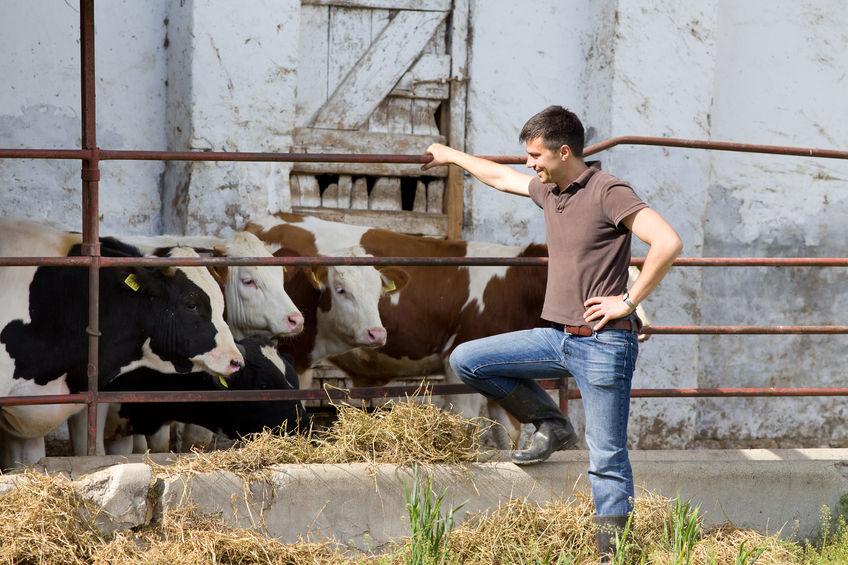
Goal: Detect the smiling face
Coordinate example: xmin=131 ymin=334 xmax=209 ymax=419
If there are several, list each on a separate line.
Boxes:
xmin=524 ymin=136 xmax=570 ymax=185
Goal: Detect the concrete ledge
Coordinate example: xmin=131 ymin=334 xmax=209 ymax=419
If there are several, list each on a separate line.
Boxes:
xmin=19 ymin=449 xmax=848 ymax=548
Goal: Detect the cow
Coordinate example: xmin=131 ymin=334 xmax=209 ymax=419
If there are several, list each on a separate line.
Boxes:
xmin=102 ymin=335 xmax=303 ymax=455
xmin=120 ymin=231 xmax=304 ymax=339
xmin=93 ymin=239 xmax=408 ymax=454
xmin=67 ymin=230 xmax=303 ymax=455
xmin=274 ymin=247 xmax=409 ymax=375
xmin=0 ymin=218 xmax=243 ymax=468
xmin=245 ymin=212 xmax=650 ymax=447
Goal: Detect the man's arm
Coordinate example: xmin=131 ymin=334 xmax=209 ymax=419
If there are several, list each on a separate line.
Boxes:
xmin=583 ymin=208 xmax=683 ymax=331
xmin=422 ymin=143 xmax=534 ymax=197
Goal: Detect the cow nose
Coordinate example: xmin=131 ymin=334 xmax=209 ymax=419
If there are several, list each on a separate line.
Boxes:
xmin=287 ymin=312 xmax=304 ymax=333
xmin=365 ymin=327 xmax=387 ymax=346
xmin=228 ymin=358 xmax=244 ymax=373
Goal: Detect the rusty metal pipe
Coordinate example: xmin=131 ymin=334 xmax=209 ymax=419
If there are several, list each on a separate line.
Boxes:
xmin=80 ymin=0 xmax=101 ymax=457
xmin=2 ymin=256 xmax=848 ymax=268
xmin=3 ymin=136 xmax=848 ymax=164
xmin=3 ymin=384 xmax=848 ymax=407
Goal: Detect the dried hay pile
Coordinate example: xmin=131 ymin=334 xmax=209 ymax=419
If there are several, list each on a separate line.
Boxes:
xmin=157 ymin=395 xmax=487 ymax=477
xmin=0 ymin=470 xmax=806 ymax=565
xmin=0 ymin=472 xmax=352 ymax=564
xmin=447 ymin=492 xmax=797 ymax=564
xmin=93 ymin=509 xmax=349 ymax=565
xmin=0 ymin=471 xmax=104 ymax=565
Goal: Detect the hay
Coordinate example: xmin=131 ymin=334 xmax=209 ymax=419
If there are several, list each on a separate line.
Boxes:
xmin=445 ymin=492 xmax=799 ymax=564
xmin=0 ymin=471 xmax=105 ymax=565
xmin=156 ymin=395 xmax=487 ymax=477
xmin=91 ymin=507 xmax=351 ymax=565
xmin=0 ymin=469 xmax=811 ymax=564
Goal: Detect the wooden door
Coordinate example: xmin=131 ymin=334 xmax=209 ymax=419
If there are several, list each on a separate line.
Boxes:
xmin=291 ymin=0 xmax=468 ymax=237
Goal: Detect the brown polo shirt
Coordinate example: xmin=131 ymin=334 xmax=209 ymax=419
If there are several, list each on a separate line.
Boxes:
xmin=528 ymin=167 xmax=648 ymax=326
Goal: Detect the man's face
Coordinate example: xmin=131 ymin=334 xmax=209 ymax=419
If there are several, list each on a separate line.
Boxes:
xmin=524 ymin=137 xmax=565 ymax=184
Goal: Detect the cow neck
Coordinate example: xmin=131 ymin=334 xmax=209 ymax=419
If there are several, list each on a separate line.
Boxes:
xmin=275 ymin=267 xmax=319 ymax=373
xmin=0 ymin=259 xmax=149 ymax=392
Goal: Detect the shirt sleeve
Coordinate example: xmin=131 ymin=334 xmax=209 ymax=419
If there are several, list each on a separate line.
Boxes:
xmin=528 ymin=177 xmax=547 ymax=209
xmin=602 ymin=183 xmax=649 ymax=227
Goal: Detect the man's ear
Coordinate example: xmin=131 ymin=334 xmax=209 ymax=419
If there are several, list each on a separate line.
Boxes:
xmin=559 ymin=144 xmax=571 ymax=161
xmin=117 ymin=267 xmax=165 ymax=297
xmin=378 ymin=266 xmax=409 ymax=295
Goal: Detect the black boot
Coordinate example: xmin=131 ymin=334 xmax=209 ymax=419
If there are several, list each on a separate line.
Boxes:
xmin=594 ymin=514 xmax=630 ymax=563
xmin=495 ymin=379 xmax=579 ymax=465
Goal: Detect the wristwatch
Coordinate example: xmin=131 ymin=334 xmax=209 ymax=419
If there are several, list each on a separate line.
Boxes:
xmin=622 ymin=292 xmax=637 ymax=311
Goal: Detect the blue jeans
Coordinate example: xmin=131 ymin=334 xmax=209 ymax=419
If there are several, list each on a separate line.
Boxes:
xmin=449 ymin=327 xmax=639 ymax=516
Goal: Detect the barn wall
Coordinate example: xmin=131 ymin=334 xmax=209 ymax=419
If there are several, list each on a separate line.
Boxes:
xmin=0 ymin=1 xmax=169 ymax=234
xmin=2 ymin=1 xmax=847 ymax=449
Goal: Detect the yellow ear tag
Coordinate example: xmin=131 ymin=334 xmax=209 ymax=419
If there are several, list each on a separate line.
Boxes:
xmin=382 ymin=280 xmax=397 ymax=294
xmin=124 ymin=274 xmax=141 ymax=292
xmin=217 ymin=375 xmax=229 ymax=388
xmin=310 ymin=271 xmax=322 ymax=287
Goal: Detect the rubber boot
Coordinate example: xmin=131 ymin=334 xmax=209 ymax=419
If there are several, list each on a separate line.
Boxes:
xmin=594 ymin=514 xmax=630 ymax=564
xmin=494 ymin=379 xmax=579 ymax=465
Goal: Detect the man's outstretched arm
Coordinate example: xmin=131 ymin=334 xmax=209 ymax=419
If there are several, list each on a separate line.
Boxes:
xmin=422 ymin=143 xmax=534 ymax=197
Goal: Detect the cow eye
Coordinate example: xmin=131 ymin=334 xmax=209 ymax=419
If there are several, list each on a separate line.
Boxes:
xmin=334 ymin=285 xmax=346 ymax=295
xmin=186 ymin=302 xmax=199 ymax=311
xmin=241 ymin=277 xmax=257 ymax=288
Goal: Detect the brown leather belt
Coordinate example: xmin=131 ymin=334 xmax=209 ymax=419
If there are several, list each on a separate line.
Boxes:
xmin=551 ymin=317 xmax=637 ymax=337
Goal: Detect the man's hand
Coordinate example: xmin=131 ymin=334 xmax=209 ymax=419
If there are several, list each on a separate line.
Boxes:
xmin=583 ymin=294 xmax=634 ymax=331
xmin=422 ymin=143 xmax=455 ymax=171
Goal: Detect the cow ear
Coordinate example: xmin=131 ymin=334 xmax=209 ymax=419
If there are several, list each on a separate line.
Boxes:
xmin=306 ymin=266 xmax=327 ymax=290
xmin=118 ymin=267 xmax=165 ymax=297
xmin=274 ymin=246 xmax=300 ymax=283
xmin=209 ymin=247 xmax=229 ymax=288
xmin=378 ymin=266 xmax=409 ymax=295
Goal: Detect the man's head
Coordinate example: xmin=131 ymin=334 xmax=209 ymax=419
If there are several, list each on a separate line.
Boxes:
xmin=519 ymin=106 xmax=585 ymax=186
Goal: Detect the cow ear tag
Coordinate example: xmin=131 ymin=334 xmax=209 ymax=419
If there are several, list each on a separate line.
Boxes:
xmin=124 ymin=273 xmax=141 ymax=292
xmin=382 ymin=280 xmax=397 ymax=294
xmin=217 ymin=375 xmax=229 ymax=388
xmin=310 ymin=271 xmax=322 ymax=287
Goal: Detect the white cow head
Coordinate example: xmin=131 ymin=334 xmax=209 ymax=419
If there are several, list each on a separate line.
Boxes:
xmin=310 ymin=247 xmax=408 ymax=357
xmin=212 ymin=232 xmax=304 ymax=340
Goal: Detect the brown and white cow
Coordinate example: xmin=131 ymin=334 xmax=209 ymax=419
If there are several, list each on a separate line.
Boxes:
xmin=246 ymin=212 xmax=650 ymax=446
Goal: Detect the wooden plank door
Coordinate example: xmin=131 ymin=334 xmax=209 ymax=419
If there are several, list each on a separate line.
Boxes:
xmin=291 ymin=0 xmax=468 ymax=237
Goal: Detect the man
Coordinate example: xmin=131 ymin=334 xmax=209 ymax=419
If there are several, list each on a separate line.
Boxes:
xmin=422 ymin=105 xmax=682 ymax=559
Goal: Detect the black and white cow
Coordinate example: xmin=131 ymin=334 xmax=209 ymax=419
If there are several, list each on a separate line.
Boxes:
xmin=122 ymin=232 xmax=304 ymax=339
xmin=0 ymin=219 xmax=243 ymax=468
xmin=102 ymin=335 xmax=303 ymax=454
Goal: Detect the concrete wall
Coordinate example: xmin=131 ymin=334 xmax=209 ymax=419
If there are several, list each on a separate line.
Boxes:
xmin=2 ymin=1 xmax=847 ymax=448
xmin=0 ymin=1 xmax=169 ymax=234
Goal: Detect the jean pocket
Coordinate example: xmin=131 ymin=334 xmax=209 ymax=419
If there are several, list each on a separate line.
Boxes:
xmin=580 ymin=335 xmax=634 ymax=386
xmin=592 ymin=329 xmax=631 ymax=346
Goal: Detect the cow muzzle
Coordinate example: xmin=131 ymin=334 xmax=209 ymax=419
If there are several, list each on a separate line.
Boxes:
xmin=361 ymin=326 xmax=387 ymax=347
xmin=195 ymin=345 xmax=245 ymax=378
xmin=276 ymin=311 xmax=305 ymax=337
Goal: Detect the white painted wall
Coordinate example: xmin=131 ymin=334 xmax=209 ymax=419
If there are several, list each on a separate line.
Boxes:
xmin=2 ymin=0 xmax=847 ymax=449
xmin=0 ymin=1 xmax=168 ymax=234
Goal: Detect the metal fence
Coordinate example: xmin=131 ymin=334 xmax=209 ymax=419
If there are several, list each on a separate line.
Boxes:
xmin=2 ymin=1 xmax=848 ymax=456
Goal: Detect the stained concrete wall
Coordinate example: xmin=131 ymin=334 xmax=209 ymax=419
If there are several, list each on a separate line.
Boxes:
xmin=463 ymin=0 xmax=848 ymax=449
xmin=2 ymin=1 xmax=847 ymax=449
xmin=24 ymin=450 xmax=848 ymax=546
xmin=0 ymin=1 xmax=169 ymax=233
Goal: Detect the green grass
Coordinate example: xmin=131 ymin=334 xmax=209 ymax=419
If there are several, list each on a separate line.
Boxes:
xmin=402 ymin=464 xmax=464 ymax=565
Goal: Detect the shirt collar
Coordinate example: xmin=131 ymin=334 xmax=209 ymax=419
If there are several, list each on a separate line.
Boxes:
xmin=552 ymin=166 xmax=599 ymax=195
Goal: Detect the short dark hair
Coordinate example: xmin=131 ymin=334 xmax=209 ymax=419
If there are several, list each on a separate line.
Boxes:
xmin=519 ymin=105 xmax=585 ymax=157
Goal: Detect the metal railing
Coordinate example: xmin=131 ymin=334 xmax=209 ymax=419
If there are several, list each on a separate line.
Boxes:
xmin=1 ymin=0 xmax=847 ymax=455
